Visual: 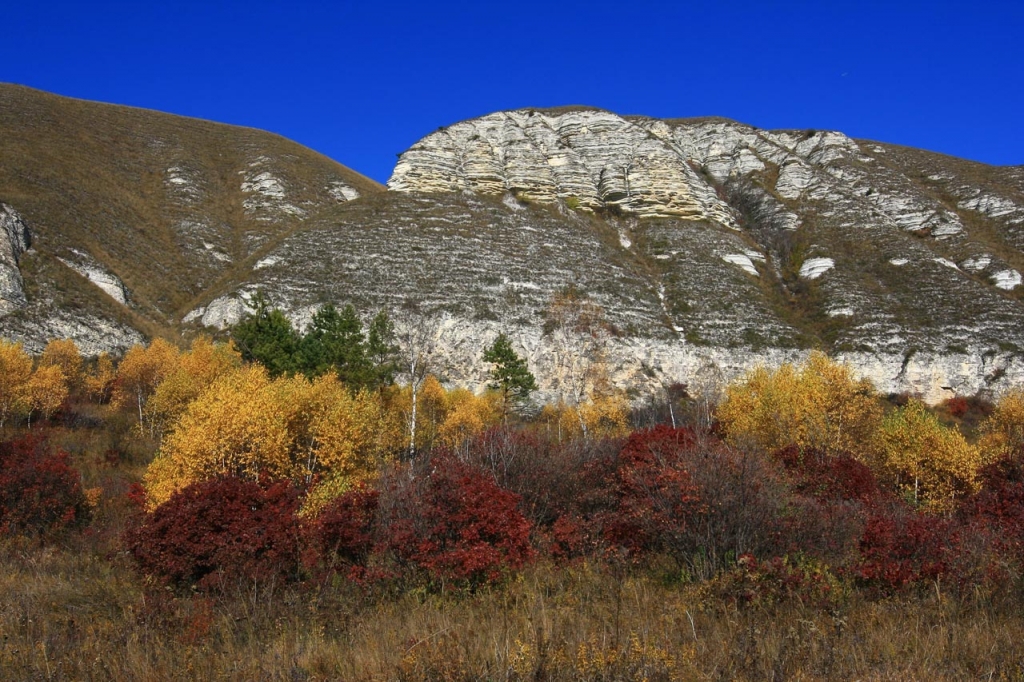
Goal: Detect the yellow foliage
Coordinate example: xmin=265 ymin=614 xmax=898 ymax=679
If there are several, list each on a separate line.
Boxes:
xmin=39 ymin=339 xmax=82 ymax=391
xmin=84 ymin=352 xmax=115 ymax=403
xmin=26 ymin=365 xmax=68 ymax=422
xmin=144 ymin=367 xmax=398 ymax=510
xmin=145 ymin=365 xmax=291 ymax=508
xmin=146 ymin=337 xmax=241 ymax=434
xmin=111 ymin=339 xmax=181 ymax=429
xmin=579 ymin=392 xmax=630 ymax=439
xmin=0 ymin=340 xmax=33 ymax=427
xmin=978 ymin=389 xmax=1024 ymax=463
xmin=437 ymin=388 xmax=500 ymax=450
xmin=877 ymin=398 xmax=982 ymax=511
xmin=539 ymin=394 xmax=629 ymax=442
xmin=717 ymin=351 xmax=882 ymax=456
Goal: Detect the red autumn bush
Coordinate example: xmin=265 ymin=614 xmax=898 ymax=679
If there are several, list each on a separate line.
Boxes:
xmin=124 ymin=476 xmax=303 ymax=592
xmin=464 ymin=426 xmax=620 ymax=527
xmin=310 ymin=484 xmax=380 ymax=576
xmin=852 ymin=504 xmax=955 ymax=590
xmin=379 ymin=454 xmax=534 ymax=585
xmin=944 ymin=396 xmax=970 ymax=418
xmin=547 ymin=426 xmax=795 ymax=575
xmin=773 ymin=445 xmax=883 ymax=505
xmin=601 ymin=425 xmax=703 ymax=558
xmin=0 ymin=433 xmax=90 ymax=537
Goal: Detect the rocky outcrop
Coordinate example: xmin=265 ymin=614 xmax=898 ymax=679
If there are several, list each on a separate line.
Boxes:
xmin=57 ymin=249 xmax=129 ymax=305
xmin=6 ymin=86 xmax=1024 ymax=404
xmin=0 ymin=203 xmax=30 ymax=315
xmin=389 ymin=109 xmax=738 ymax=225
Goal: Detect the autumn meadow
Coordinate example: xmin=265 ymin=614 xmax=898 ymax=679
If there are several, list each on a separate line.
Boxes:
xmin=2 ymin=295 xmax=1024 ymax=680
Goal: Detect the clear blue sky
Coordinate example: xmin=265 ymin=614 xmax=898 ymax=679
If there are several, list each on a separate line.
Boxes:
xmin=3 ymin=1 xmax=1021 ymax=183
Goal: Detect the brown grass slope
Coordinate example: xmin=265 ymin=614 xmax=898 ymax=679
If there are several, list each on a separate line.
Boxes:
xmin=0 ymin=83 xmax=382 ymax=339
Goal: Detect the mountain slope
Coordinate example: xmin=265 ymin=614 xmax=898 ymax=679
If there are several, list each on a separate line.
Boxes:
xmin=0 ymin=83 xmax=381 ymax=352
xmin=4 ymin=90 xmax=1024 ymax=401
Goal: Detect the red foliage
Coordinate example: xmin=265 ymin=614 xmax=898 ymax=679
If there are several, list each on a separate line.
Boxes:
xmin=944 ymin=396 xmax=969 ymax=418
xmin=311 ymin=485 xmax=380 ymax=574
xmin=0 ymin=433 xmax=90 ymax=537
xmin=853 ymin=506 xmax=955 ymax=590
xmin=464 ymin=426 xmax=619 ymax=527
xmin=958 ymin=456 xmax=1024 ymax=566
xmin=124 ymin=476 xmax=303 ymax=591
xmin=602 ymin=425 xmax=703 ymax=557
xmin=382 ymin=454 xmax=535 ymax=585
xmin=774 ymin=445 xmax=883 ymax=504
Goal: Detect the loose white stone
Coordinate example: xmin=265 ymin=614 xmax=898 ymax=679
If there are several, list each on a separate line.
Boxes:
xmin=254 ymin=256 xmax=281 ymax=270
xmin=962 ymin=255 xmax=992 ymax=272
xmin=889 ymin=258 xmax=909 ymax=266
xmin=327 ymin=181 xmax=360 ymax=202
xmin=934 ymin=258 xmax=960 ymax=270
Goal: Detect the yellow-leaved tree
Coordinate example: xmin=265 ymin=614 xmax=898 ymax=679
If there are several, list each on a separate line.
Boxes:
xmin=978 ymin=389 xmax=1024 ymax=463
xmin=0 ymin=340 xmax=33 ymax=427
xmin=144 ymin=366 xmax=401 ymax=510
xmin=436 ymin=387 xmax=500 ymax=451
xmin=717 ymin=351 xmax=882 ymax=456
xmin=39 ymin=339 xmax=82 ymax=394
xmin=144 ymin=364 xmax=292 ymax=508
xmin=25 ymin=364 xmax=68 ymax=426
xmin=111 ymin=339 xmax=181 ymax=432
xmin=876 ymin=398 xmax=982 ymax=511
xmin=146 ymin=337 xmax=241 ymax=434
xmin=84 ymin=352 xmax=115 ymax=403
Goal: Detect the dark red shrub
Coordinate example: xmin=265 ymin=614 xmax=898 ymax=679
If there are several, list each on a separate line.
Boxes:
xmin=0 ymin=433 xmax=90 ymax=537
xmin=464 ymin=427 xmax=620 ymax=527
xmin=602 ymin=425 xmax=703 ymax=558
xmin=311 ymin=485 xmax=380 ymax=575
xmin=852 ymin=505 xmax=955 ymax=590
xmin=944 ymin=396 xmax=969 ymax=418
xmin=957 ymin=456 xmax=1024 ymax=579
xmin=124 ymin=476 xmax=303 ymax=592
xmin=774 ymin=445 xmax=883 ymax=505
xmin=381 ymin=454 xmax=534 ymax=585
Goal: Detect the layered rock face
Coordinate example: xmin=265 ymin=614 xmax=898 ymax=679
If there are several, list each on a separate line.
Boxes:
xmin=0 ymin=83 xmax=381 ymax=353
xmin=377 ymin=109 xmax=1024 ymax=402
xmin=0 ymin=203 xmax=30 ymax=315
xmin=4 ymin=87 xmax=1024 ymax=403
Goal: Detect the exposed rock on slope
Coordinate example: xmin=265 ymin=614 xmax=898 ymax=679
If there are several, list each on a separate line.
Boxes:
xmin=4 ymin=88 xmax=1024 ymax=403
xmin=0 ymin=203 xmax=30 ymax=314
xmin=0 ymin=83 xmax=382 ymax=351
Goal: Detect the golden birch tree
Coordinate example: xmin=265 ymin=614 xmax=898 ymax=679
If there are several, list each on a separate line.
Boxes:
xmin=0 ymin=340 xmax=33 ymax=427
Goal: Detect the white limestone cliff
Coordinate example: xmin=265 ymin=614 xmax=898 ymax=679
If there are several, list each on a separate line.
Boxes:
xmin=0 ymin=203 xmax=30 ymax=315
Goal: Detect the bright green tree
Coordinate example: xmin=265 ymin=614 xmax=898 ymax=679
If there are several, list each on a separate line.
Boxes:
xmin=231 ymin=290 xmax=300 ymax=378
xmin=366 ymin=309 xmax=399 ymax=390
xmin=482 ymin=332 xmax=538 ymax=419
xmin=298 ymin=303 xmax=370 ymax=386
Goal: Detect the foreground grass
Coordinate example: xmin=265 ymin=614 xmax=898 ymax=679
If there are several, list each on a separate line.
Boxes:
xmin=2 ymin=536 xmax=1023 ymax=681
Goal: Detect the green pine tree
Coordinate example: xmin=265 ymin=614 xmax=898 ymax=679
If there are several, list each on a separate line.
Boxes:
xmin=298 ymin=303 xmax=370 ymax=386
xmin=482 ymin=333 xmax=538 ymax=419
xmin=231 ymin=290 xmax=300 ymax=378
xmin=366 ymin=309 xmax=399 ymax=391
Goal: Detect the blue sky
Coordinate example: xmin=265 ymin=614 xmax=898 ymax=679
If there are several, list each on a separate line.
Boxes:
xmin=2 ymin=1 xmax=1021 ymax=183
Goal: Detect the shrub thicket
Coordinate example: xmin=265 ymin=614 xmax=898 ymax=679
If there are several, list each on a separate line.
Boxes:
xmin=0 ymin=434 xmax=90 ymax=537
xmin=124 ymin=477 xmax=303 ymax=592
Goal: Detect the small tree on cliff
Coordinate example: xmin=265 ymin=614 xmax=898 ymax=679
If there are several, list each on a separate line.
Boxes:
xmin=483 ymin=333 xmax=537 ymax=421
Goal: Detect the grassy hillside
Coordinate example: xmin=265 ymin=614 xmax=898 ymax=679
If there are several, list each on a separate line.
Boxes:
xmin=0 ymin=83 xmax=381 ymax=340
